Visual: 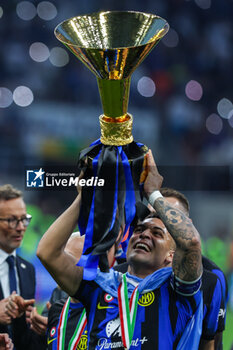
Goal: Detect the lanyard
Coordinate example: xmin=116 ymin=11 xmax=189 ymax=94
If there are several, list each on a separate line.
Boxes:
xmin=118 ymin=274 xmax=139 ymax=349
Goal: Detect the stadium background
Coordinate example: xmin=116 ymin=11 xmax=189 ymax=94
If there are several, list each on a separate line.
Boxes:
xmin=0 ymin=0 xmax=232 ymax=348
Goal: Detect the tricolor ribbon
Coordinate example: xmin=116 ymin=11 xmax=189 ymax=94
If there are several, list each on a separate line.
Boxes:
xmin=118 ymin=274 xmax=139 ymax=349
xmin=57 ymin=298 xmax=87 ymax=350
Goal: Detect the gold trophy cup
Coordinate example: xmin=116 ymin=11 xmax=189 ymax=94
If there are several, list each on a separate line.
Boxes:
xmin=55 ymin=11 xmax=169 ymax=145
xmin=54 ymin=11 xmax=169 ymax=276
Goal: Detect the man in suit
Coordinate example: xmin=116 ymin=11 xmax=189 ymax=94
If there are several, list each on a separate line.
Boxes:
xmin=0 ymin=184 xmax=39 ymax=349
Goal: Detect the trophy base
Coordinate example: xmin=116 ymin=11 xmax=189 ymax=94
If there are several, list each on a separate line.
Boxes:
xmin=99 ymin=113 xmax=134 ymax=146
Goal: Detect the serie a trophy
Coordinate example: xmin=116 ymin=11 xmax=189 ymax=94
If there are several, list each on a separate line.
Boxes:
xmin=55 ymin=11 xmax=169 ymax=279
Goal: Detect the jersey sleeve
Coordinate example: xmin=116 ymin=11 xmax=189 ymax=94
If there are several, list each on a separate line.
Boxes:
xmin=170 ymin=273 xmax=202 ymax=296
xmin=202 ymin=277 xmax=222 ymax=340
xmin=211 ymin=268 xmax=228 ymax=331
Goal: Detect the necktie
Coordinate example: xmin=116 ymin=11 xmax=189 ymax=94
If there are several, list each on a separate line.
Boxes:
xmin=6 ymin=255 xmax=17 ymax=294
xmin=6 ymin=256 xmax=17 ymax=348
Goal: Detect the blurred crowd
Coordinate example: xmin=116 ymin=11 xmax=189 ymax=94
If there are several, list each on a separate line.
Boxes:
xmin=0 ymin=0 xmax=232 ymax=174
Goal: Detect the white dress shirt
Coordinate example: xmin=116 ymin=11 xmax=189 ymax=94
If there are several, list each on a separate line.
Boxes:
xmin=0 ymin=249 xmax=20 ymax=297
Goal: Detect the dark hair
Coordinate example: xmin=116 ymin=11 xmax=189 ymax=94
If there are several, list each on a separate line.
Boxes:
xmin=0 ymin=184 xmax=23 ymax=201
xmin=145 ymin=211 xmax=161 ymax=220
xmin=160 ymin=187 xmax=190 ymax=215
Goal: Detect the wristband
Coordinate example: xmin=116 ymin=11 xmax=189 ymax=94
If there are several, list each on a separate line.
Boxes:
xmin=148 ymin=190 xmax=163 ymax=206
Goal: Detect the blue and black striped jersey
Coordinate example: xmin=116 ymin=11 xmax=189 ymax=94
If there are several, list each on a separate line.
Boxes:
xmin=75 ymin=271 xmax=203 ymax=350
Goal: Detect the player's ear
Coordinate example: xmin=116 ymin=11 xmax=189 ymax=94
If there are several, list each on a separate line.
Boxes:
xmin=165 ymin=249 xmax=174 ymax=265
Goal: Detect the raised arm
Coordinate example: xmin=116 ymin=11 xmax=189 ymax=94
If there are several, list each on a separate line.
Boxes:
xmin=143 ymin=150 xmax=202 ymax=281
xmin=37 ymin=193 xmax=83 ymax=296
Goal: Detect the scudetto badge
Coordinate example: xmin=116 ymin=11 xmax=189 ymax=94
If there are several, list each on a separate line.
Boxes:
xmin=104 ymin=293 xmax=114 ymax=303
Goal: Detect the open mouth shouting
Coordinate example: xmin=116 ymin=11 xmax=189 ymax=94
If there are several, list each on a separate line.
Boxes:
xmin=133 ymin=241 xmax=151 ymax=253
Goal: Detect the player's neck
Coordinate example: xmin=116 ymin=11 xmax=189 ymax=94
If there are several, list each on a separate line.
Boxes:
xmin=127 ymin=264 xmax=158 ymax=279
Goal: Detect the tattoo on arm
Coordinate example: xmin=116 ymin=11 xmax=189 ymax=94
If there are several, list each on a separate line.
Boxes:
xmin=153 ymin=198 xmax=202 ymax=281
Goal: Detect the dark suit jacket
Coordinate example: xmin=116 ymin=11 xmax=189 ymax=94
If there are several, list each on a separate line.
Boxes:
xmin=0 ymin=254 xmax=46 ymax=350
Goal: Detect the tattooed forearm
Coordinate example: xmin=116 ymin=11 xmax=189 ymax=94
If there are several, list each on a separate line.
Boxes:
xmin=153 ymin=197 xmax=202 ymax=281
xmin=154 ymin=198 xmax=199 ymax=248
xmin=172 ymin=248 xmax=202 ymax=281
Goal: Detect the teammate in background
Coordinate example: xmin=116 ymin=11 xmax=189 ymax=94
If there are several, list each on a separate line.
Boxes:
xmin=46 ymin=233 xmax=87 ymax=349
